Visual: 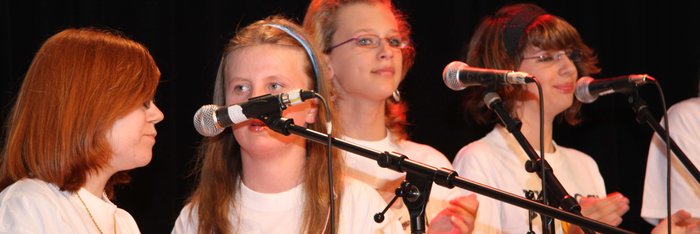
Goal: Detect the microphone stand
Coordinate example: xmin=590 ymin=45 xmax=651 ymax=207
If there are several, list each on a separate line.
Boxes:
xmin=628 ymin=93 xmax=700 ymax=184
xmin=260 ymin=115 xmax=633 ymax=234
xmin=483 ymin=92 xmax=593 ymax=234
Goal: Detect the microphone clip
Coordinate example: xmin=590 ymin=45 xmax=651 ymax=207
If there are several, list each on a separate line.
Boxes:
xmin=260 ymin=115 xmax=294 ymax=136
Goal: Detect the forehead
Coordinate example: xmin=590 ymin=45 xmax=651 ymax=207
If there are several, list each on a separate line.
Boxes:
xmin=334 ymin=2 xmax=399 ymax=36
xmin=224 ymin=44 xmax=310 ymax=84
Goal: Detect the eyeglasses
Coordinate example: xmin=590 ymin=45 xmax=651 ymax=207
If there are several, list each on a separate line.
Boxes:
xmin=522 ymin=50 xmax=582 ymax=63
xmin=325 ymin=34 xmax=408 ymax=53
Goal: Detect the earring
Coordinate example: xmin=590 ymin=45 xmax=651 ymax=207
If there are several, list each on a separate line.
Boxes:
xmin=391 ymin=89 xmax=401 ymax=103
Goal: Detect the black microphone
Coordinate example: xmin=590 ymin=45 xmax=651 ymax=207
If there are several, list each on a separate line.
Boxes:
xmin=575 ymin=75 xmax=655 ymax=103
xmin=193 ymin=89 xmax=316 ymax=137
xmin=442 ymin=61 xmax=535 ymax=90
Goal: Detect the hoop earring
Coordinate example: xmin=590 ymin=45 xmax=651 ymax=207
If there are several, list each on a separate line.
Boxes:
xmin=391 ymin=89 xmax=401 ymax=103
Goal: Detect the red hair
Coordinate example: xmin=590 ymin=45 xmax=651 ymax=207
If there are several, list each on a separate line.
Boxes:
xmin=0 ymin=28 xmax=160 ymax=197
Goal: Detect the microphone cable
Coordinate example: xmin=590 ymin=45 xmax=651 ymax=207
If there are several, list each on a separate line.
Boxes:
xmin=535 ymin=79 xmax=556 ymax=232
xmin=535 ymin=79 xmax=547 ymax=217
xmin=314 ymin=91 xmax=336 ymax=234
xmin=650 ymin=81 xmax=672 ymax=233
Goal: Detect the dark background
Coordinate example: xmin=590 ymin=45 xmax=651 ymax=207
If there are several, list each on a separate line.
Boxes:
xmin=2 ymin=0 xmax=699 ymax=233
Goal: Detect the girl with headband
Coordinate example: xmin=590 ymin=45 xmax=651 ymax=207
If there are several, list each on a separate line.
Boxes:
xmin=452 ymin=3 xmax=628 ymax=233
xmin=172 ymin=16 xmax=402 ymax=233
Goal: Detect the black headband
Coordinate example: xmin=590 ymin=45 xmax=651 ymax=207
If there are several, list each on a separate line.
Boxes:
xmin=502 ymin=7 xmax=547 ymax=57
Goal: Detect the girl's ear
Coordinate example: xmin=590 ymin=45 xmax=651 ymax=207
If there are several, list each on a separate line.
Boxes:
xmin=324 ymin=54 xmax=335 ymax=82
xmin=305 ymin=99 xmax=319 ymax=124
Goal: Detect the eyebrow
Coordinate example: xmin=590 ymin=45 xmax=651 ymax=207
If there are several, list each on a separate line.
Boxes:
xmin=226 ymin=76 xmax=250 ymax=84
xmin=524 ymin=49 xmax=561 ymax=56
xmin=224 ymin=77 xmax=250 ymax=89
xmin=350 ymin=28 xmax=400 ymax=36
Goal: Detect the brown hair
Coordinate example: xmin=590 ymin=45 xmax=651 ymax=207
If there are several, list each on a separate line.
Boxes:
xmin=187 ymin=16 xmax=344 ymax=234
xmin=304 ymin=0 xmax=414 ymax=140
xmin=464 ymin=3 xmax=601 ymax=126
xmin=0 ymin=28 xmax=160 ymax=197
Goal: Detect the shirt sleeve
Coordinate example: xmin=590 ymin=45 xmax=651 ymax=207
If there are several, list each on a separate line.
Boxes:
xmin=642 ymin=99 xmax=700 ymax=224
xmin=171 ymin=204 xmax=198 ymax=234
xmin=0 ymin=188 xmax=64 ymax=234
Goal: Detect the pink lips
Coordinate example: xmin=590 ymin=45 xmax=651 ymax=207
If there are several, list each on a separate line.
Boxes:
xmin=145 ymin=133 xmax=157 ymax=141
xmin=554 ymin=83 xmax=574 ymax=93
xmin=372 ymin=67 xmax=395 ymax=76
xmin=248 ymin=119 xmax=267 ymax=132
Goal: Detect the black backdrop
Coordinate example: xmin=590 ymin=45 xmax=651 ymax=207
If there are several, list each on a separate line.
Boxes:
xmin=2 ymin=0 xmax=699 ymax=233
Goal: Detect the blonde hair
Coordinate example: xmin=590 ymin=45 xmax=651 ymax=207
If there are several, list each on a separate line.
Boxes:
xmin=187 ymin=16 xmax=344 ymax=234
xmin=304 ymin=0 xmax=414 ymax=140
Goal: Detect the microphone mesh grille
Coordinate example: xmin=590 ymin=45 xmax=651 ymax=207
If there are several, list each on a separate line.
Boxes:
xmin=574 ymin=77 xmax=596 ymax=103
xmin=193 ymin=104 xmax=225 ymax=137
xmin=443 ymin=61 xmax=467 ymax=91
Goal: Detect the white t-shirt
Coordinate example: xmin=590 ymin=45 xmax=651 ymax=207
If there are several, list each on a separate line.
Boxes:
xmin=342 ymin=130 xmax=462 ymax=230
xmin=452 ymin=125 xmax=606 ymax=234
xmin=0 ymin=178 xmax=141 ymax=234
xmin=172 ymin=178 xmax=402 ymax=234
xmin=642 ymin=97 xmax=700 ymax=224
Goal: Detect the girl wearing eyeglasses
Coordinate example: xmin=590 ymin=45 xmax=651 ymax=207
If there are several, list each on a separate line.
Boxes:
xmin=452 ymin=3 xmax=630 ymax=233
xmin=304 ymin=1 xmax=477 ymax=233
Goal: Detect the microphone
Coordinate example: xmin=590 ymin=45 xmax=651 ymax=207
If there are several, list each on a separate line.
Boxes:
xmin=442 ymin=61 xmax=535 ymax=91
xmin=575 ymin=74 xmax=655 ymax=103
xmin=193 ymin=89 xmax=316 ymax=137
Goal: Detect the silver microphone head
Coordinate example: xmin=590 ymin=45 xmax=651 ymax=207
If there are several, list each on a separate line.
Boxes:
xmin=575 ymin=76 xmax=596 ymax=103
xmin=443 ymin=61 xmax=469 ymax=91
xmin=193 ymin=104 xmax=225 ymax=137
xmin=483 ymin=92 xmax=502 ymax=110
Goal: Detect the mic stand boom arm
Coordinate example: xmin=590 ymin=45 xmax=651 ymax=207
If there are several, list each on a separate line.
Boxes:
xmin=629 ymin=93 xmax=700 ymax=184
xmin=261 ymin=115 xmax=634 ymax=234
xmin=483 ymin=92 xmax=592 ymax=234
